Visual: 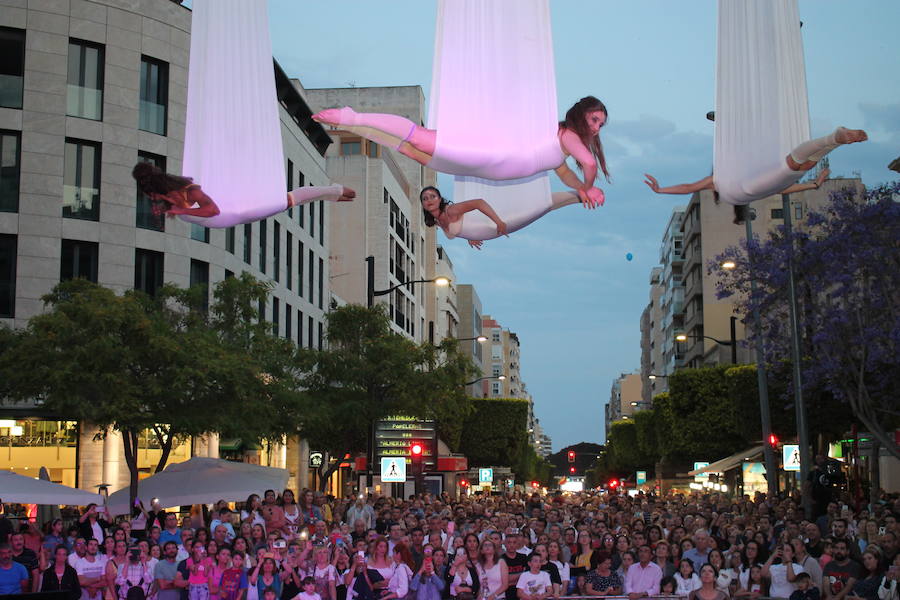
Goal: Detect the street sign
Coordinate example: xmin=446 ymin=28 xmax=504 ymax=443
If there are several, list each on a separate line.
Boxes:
xmin=783 ymin=444 xmax=801 ymax=471
xmin=373 ymin=416 xmax=437 ymax=472
xmin=636 ymin=471 xmax=647 ymax=485
xmin=308 ymin=451 xmax=324 ymax=469
xmin=381 ymin=457 xmax=407 ymax=482
xmin=479 ymin=467 xmax=493 ymax=484
xmin=693 ymin=462 xmax=710 ymax=481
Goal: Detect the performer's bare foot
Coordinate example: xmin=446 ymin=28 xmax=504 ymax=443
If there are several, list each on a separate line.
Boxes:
xmin=311 ymin=107 xmax=353 ymax=127
xmin=338 ymin=187 xmax=356 ymax=202
xmin=835 ymin=126 xmax=868 ymax=144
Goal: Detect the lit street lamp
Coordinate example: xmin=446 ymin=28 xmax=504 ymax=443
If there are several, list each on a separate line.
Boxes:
xmin=465 ymin=375 xmax=505 ymax=386
xmin=365 ymin=256 xmax=449 ymax=308
xmin=674 ymin=315 xmax=738 ymax=364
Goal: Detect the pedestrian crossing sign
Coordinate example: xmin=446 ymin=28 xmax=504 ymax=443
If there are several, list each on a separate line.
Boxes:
xmin=783 ymin=444 xmax=801 ymax=471
xmin=381 ymin=457 xmax=407 ymax=482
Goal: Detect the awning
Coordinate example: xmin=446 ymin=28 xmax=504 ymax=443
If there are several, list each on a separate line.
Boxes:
xmin=0 ymin=470 xmax=103 ymax=505
xmin=688 ymin=445 xmax=765 ymax=476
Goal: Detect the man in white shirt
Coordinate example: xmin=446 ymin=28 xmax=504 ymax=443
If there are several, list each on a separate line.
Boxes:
xmin=75 ymin=539 xmax=108 ymax=600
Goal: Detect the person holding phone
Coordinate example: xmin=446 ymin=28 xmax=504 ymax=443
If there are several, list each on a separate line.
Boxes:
xmin=410 ymin=552 xmax=445 ymax=600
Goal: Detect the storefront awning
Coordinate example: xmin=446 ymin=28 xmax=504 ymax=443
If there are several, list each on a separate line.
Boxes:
xmin=689 ymin=445 xmax=765 ymax=476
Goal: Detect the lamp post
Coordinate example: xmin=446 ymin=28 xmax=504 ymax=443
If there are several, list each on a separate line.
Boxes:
xmin=365 ymin=255 xmax=450 ymax=308
xmin=465 ymin=375 xmax=505 ymax=386
xmin=674 ymin=316 xmax=738 ymax=364
xmin=454 ymin=336 xmax=488 ymax=343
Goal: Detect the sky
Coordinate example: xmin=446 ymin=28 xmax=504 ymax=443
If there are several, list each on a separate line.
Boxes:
xmin=266 ymin=1 xmax=900 ymax=450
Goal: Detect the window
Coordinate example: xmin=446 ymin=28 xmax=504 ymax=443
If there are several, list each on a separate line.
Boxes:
xmin=0 ymin=131 xmax=21 ymax=212
xmin=67 ymin=39 xmax=104 ymax=120
xmin=134 ymin=249 xmax=164 ymax=297
xmin=307 ymin=315 xmax=313 ymax=349
xmin=135 ymin=151 xmax=165 ymax=230
xmin=0 ymin=234 xmax=16 ymax=317
xmin=297 ymin=171 xmax=305 ymax=227
xmin=258 ymin=220 xmax=267 ymax=274
xmin=224 ymin=269 xmax=234 ymax=280
xmin=318 ymin=257 xmax=323 ymax=310
xmin=341 ymin=141 xmax=361 ymax=155
xmin=318 ymin=321 xmax=323 ymax=350
xmin=286 ymin=232 xmax=293 ymax=290
xmin=189 ymin=259 xmax=209 ymax=311
xmin=491 ymin=382 xmax=501 ymax=396
xmin=0 ymin=28 xmax=25 ymax=109
xmin=285 ymin=303 xmax=291 ymax=340
xmin=309 ymin=203 xmax=315 ymax=239
xmin=319 ymin=200 xmax=324 ymax=245
xmin=771 ymin=208 xmax=784 ymax=220
xmin=60 ymin=239 xmax=98 ymax=282
xmin=794 ymin=204 xmax=803 ymax=220
xmin=297 ymin=241 xmax=304 ymax=300
xmin=190 ymin=223 xmax=209 ymax=243
xmin=139 ymin=56 xmax=167 ymax=135
xmin=286 ymin=159 xmax=293 ymax=218
xmin=273 ymin=222 xmax=280 ymax=283
xmin=492 ymin=365 xmax=502 ymax=378
xmin=367 ymin=142 xmax=378 ymax=158
xmin=297 ymin=309 xmax=303 ymax=346
xmin=308 ymin=249 xmax=314 ymax=305
xmin=243 ymin=223 xmax=251 ymax=264
xmin=272 ymin=297 xmax=279 ymax=336
xmin=225 ymin=227 xmax=235 ymax=254
xmin=258 ymin=298 xmax=265 ymax=322
xmin=383 ymin=188 xmax=388 ymax=204
xmin=63 ymin=139 xmax=100 ymax=220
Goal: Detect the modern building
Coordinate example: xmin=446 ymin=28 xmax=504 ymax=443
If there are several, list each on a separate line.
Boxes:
xmin=640 ymin=266 xmax=666 ymax=403
xmin=481 ymin=315 xmax=525 ymax=398
xmin=456 ymin=283 xmax=484 ymax=396
xmin=0 ymin=0 xmax=333 ymax=492
xmin=605 ymin=372 xmax=642 ymax=434
xmin=432 ymin=245 xmax=459 ymax=344
xmin=306 ymin=85 xmax=439 ymax=342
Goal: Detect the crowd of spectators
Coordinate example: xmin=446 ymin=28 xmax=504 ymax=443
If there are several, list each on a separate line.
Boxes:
xmin=0 ymin=488 xmax=897 ymax=600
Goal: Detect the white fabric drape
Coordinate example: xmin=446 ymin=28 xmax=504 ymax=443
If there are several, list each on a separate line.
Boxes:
xmin=427 ymin=0 xmax=559 ymax=237
xmin=181 ymin=0 xmax=286 ymax=227
xmin=714 ymin=0 xmax=811 ymax=205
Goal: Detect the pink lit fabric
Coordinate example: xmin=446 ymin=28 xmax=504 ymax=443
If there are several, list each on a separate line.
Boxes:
xmin=426 ymin=0 xmax=562 ymax=181
xmin=181 ymin=0 xmax=287 ymax=227
xmin=713 ymin=0 xmax=811 ymax=205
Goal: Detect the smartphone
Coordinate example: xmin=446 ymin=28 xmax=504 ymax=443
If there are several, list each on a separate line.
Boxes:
xmin=274 ymin=540 xmax=286 ymax=549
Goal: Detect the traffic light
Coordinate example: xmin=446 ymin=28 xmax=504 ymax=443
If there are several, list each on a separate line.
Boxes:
xmin=567 ymin=450 xmax=576 ymax=463
xmin=768 ymin=434 xmax=778 ymax=447
xmin=531 ymin=481 xmax=540 ymax=489
xmin=609 ymin=479 xmax=619 ymax=489
xmin=410 ymin=442 xmax=424 ymax=457
xmin=459 ymin=479 xmax=469 ymax=488
xmin=569 ymin=466 xmax=576 ymax=474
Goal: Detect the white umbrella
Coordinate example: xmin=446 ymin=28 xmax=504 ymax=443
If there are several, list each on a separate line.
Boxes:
xmin=106 ymin=457 xmax=289 ymax=515
xmin=0 ymin=470 xmax=103 ymax=505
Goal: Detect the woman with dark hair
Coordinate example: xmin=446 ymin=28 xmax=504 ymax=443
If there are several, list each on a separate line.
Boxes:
xmin=131 ymin=162 xmax=355 ymax=223
xmin=313 ymin=96 xmax=608 ymax=205
xmin=688 ymin=564 xmax=728 ymax=600
xmin=40 ymin=545 xmax=81 ymax=600
xmin=848 ymin=549 xmax=885 ymax=600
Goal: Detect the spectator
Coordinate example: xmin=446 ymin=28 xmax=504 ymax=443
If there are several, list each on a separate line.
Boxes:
xmin=735 ymin=565 xmax=768 ymax=600
xmin=41 ymin=544 xmax=82 ymax=600
xmin=215 ymin=551 xmax=247 ymax=600
xmin=580 ymin=550 xmax=621 ymax=596
xmin=848 ymin=549 xmax=886 ymax=600
xmin=683 ymin=531 xmax=712 ymax=571
xmin=790 ymin=572 xmax=821 ymax=600
xmin=154 ymin=541 xmax=181 ymax=600
xmin=410 ymin=556 xmax=445 ymax=600
xmin=794 ymin=536 xmax=825 ymax=590
xmin=160 ymin=514 xmax=184 ymax=548
xmin=298 ymin=492 xmax=324 ymax=528
xmin=210 ymin=510 xmax=237 ymax=545
xmin=0 ymin=503 xmax=14 ymax=546
xmin=764 ymin=542 xmax=806 ymax=599
xmin=823 ymin=539 xmax=862 ymax=600
xmin=501 ymin=531 xmax=527 ymax=600
xmin=625 ymin=545 xmax=663 ymax=599
xmin=75 ymin=538 xmax=108 ymax=600
xmin=516 ymin=553 xmax=551 ymax=600
xmin=674 ymin=559 xmax=701 ymax=597
xmin=0 ymin=542 xmax=29 ymax=594
xmin=79 ymin=505 xmax=111 ymax=544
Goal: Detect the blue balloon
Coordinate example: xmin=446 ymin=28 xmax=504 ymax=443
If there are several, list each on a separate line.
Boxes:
xmin=626 ymin=252 xmax=633 ymax=261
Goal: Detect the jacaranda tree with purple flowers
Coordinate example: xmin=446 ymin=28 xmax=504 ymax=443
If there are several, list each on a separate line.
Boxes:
xmin=713 ymin=181 xmax=900 ymax=460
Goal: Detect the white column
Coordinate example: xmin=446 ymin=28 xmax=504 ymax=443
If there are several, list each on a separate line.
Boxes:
xmin=206 ymin=433 xmax=219 ymax=458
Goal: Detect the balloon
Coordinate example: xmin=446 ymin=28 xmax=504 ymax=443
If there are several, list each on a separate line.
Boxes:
xmin=626 ymin=253 xmax=633 ymax=261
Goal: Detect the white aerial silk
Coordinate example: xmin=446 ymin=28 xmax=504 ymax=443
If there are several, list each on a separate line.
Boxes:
xmin=427 ymin=0 xmax=560 ymax=240
xmin=181 ymin=0 xmax=286 ymax=227
xmin=713 ymin=0 xmax=811 ymax=205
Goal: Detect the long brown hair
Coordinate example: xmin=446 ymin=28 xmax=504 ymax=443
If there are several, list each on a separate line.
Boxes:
xmin=559 ymin=96 xmax=610 ymax=181
xmin=420 ymin=186 xmax=451 ymax=227
xmin=132 ymin=161 xmax=193 ymax=196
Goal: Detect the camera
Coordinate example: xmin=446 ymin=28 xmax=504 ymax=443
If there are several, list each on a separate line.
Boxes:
xmin=273 ymin=540 xmax=287 ymax=549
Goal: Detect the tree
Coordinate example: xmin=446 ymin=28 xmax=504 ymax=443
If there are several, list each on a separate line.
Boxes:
xmin=458 ymin=398 xmax=530 ymax=469
xmin=714 ymin=182 xmax=900 ymax=458
xmin=294 ymin=305 xmax=477 ymax=489
xmin=0 ymin=277 xmax=302 ymax=507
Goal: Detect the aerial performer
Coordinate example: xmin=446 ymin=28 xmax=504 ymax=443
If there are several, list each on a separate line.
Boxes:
xmin=646 ymin=0 xmax=869 ymax=218
xmin=132 ymin=162 xmax=355 ymax=220
xmin=312 ymin=96 xmax=609 ymax=209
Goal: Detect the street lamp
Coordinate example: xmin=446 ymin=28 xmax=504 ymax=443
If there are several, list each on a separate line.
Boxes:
xmin=721 ymin=260 xmax=736 ymax=270
xmin=454 ymin=336 xmax=488 ymax=343
xmin=365 ymin=256 xmax=450 ymax=308
xmin=465 ymin=375 xmax=505 ymax=386
xmin=647 ymin=373 xmax=669 ymax=380
xmin=674 ymin=316 xmax=738 ymax=364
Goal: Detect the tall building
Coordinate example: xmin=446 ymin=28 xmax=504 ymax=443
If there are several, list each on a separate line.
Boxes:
xmin=306 ymin=86 xmax=438 ymax=341
xmin=432 ymin=245 xmax=459 ymax=344
xmin=0 ymin=0 xmax=333 ymax=491
xmin=481 ymin=315 xmax=525 ymax=398
xmin=605 ymin=372 xmax=642 ymax=435
xmin=456 ymin=284 xmax=484 ymax=396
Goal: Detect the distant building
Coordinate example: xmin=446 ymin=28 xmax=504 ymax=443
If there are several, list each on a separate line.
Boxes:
xmin=605 ymin=372 xmax=642 ymax=435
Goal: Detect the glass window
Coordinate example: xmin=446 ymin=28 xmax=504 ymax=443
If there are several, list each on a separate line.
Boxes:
xmin=286 ymin=159 xmax=293 ymax=218
xmin=224 ymin=269 xmax=234 ymax=280
xmin=318 ymin=321 xmax=323 ymax=350
xmin=258 ymin=298 xmax=265 ymax=322
xmin=297 ymin=172 xmax=305 ymax=227
xmin=243 ymin=223 xmax=252 ymax=264
xmin=190 ymin=259 xmax=209 ymax=311
xmin=225 ymin=227 xmax=235 ymax=254
xmin=771 ymin=208 xmax=784 ymax=220
xmin=286 ymin=232 xmax=293 ymax=290
xmin=319 ymin=200 xmax=324 ymax=245
xmin=318 ymin=257 xmax=323 ymax=310
xmin=309 ymin=203 xmax=315 ymax=239
xmin=794 ymin=204 xmax=803 ymax=220
xmin=341 ymin=141 xmax=361 ymax=155
xmin=134 ymin=248 xmax=164 ymax=297
xmin=63 ymin=139 xmax=100 ymax=221
xmin=297 ymin=309 xmax=303 ymax=346
xmin=190 ymin=223 xmax=209 ymax=243
xmin=0 ymin=130 xmax=21 ymax=212
xmin=307 ymin=315 xmax=313 ymax=349
xmin=258 ymin=219 xmax=267 ymax=274
xmin=273 ymin=222 xmax=280 ymax=283
xmin=272 ymin=297 xmax=279 ymax=336
xmin=135 ymin=152 xmax=165 ymax=231
xmin=298 ymin=241 xmax=304 ymax=300
xmin=285 ymin=303 xmax=292 ymax=340
xmin=139 ymin=56 xmax=168 ymax=135
xmin=367 ymin=142 xmax=378 ymax=158
xmin=0 ymin=28 xmax=25 ymax=109
xmin=67 ymin=39 xmax=104 ymax=120
xmin=0 ymin=234 xmax=16 ymax=317
xmin=308 ymin=249 xmax=314 ymax=305
xmin=60 ymin=239 xmax=98 ymax=283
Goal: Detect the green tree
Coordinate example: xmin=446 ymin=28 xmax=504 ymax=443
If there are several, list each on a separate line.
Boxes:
xmin=294 ymin=305 xmax=477 ymax=489
xmin=458 ymin=398 xmax=530 ymax=469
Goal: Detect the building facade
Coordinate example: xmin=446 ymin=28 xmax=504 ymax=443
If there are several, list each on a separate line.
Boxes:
xmin=605 ymin=372 xmax=642 ymax=435
xmin=0 ymin=0 xmax=333 ymax=492
xmin=456 ymin=283 xmax=484 ymax=396
xmin=481 ymin=315 xmax=525 ymax=398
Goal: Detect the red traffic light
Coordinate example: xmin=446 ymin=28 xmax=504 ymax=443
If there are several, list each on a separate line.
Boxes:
xmin=530 ymin=481 xmax=540 ymax=488
xmin=459 ymin=479 xmax=469 ymax=487
xmin=609 ymin=479 xmax=619 ymax=488
xmin=768 ymin=434 xmax=778 ymax=447
xmin=567 ymin=450 xmax=576 ymax=463
xmin=569 ymin=466 xmax=576 ymax=474
xmin=410 ymin=442 xmax=423 ymax=456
